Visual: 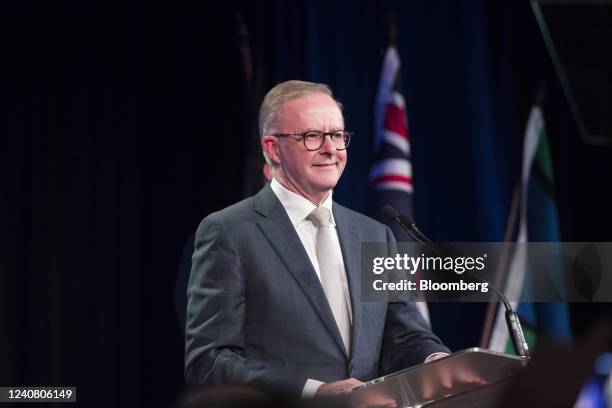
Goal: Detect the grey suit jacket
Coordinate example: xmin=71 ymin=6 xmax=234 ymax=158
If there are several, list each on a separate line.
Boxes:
xmin=184 ymin=184 xmax=449 ymax=397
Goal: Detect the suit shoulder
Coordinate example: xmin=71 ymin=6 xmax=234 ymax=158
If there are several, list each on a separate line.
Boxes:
xmin=333 ymin=202 xmax=389 ymax=232
xmin=198 ymin=196 xmax=256 ymax=230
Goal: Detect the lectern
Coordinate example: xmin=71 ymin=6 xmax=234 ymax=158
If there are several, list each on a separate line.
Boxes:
xmin=340 ymin=348 xmax=528 ymax=407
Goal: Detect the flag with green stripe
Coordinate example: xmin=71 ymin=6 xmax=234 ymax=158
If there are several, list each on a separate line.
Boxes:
xmin=489 ymin=105 xmax=571 ymax=353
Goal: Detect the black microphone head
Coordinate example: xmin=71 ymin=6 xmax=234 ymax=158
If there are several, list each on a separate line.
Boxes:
xmin=397 ymin=213 xmax=416 ymax=228
xmin=382 ymin=205 xmax=399 ymax=221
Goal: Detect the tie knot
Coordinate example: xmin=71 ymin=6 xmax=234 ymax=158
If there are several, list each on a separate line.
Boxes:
xmin=308 ymin=206 xmax=332 ymax=228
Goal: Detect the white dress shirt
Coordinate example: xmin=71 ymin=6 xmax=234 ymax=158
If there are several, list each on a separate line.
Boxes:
xmin=269 ymin=178 xmax=447 ymax=397
xmin=270 ymin=178 xmax=353 ymax=322
xmin=270 ymin=178 xmax=352 ymax=397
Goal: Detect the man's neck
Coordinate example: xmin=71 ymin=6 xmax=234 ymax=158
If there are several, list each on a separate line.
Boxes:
xmin=273 ymin=177 xmax=330 ymax=207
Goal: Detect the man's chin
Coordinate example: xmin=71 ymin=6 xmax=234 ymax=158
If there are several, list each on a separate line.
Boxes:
xmin=310 ymin=180 xmax=339 ymax=193
xmin=310 ymin=168 xmax=340 ymax=181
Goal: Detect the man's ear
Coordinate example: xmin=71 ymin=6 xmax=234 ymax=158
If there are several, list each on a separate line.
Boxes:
xmin=262 ymin=136 xmax=280 ymax=165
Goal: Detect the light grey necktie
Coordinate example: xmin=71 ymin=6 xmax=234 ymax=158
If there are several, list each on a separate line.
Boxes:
xmin=308 ymin=206 xmax=351 ymax=354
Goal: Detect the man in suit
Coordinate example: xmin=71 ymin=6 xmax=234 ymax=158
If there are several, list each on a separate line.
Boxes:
xmin=185 ymin=80 xmax=449 ymax=398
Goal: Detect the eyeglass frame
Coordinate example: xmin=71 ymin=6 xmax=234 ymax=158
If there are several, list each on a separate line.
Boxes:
xmin=272 ymin=130 xmax=353 ymax=151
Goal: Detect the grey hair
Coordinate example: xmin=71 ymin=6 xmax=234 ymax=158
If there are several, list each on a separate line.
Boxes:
xmin=259 ymin=80 xmax=342 ymax=165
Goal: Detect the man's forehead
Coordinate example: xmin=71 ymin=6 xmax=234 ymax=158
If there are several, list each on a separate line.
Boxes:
xmin=279 ymin=94 xmax=343 ymax=127
xmin=295 ymin=105 xmax=342 ymax=119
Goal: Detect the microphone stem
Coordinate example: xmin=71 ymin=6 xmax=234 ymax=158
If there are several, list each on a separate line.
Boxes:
xmin=386 ymin=211 xmax=530 ymax=358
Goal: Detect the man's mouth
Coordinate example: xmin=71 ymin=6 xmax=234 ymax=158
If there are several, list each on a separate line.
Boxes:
xmin=313 ymin=162 xmax=337 ymax=167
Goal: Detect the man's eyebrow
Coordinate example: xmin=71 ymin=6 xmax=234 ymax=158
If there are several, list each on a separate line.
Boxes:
xmin=299 ymin=128 xmax=345 ymax=133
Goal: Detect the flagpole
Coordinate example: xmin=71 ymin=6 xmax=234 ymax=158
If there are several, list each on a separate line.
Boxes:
xmin=480 ymin=84 xmax=549 ymax=348
xmin=479 ymin=182 xmax=521 ymax=347
xmin=387 ymin=14 xmax=397 ymax=47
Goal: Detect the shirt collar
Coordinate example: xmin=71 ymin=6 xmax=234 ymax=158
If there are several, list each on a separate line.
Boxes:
xmin=270 ymin=178 xmax=335 ymax=227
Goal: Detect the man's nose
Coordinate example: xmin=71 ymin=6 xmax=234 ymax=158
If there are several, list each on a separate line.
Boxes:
xmin=319 ymin=134 xmax=336 ymax=154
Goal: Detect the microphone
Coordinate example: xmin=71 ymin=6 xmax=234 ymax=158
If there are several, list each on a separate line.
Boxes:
xmin=382 ymin=205 xmax=531 ymax=358
xmin=382 ymin=205 xmax=443 ymax=256
xmin=382 ymin=205 xmax=422 ymax=243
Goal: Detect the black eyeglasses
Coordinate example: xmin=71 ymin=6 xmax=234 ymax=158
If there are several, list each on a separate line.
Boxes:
xmin=273 ymin=130 xmax=352 ymax=151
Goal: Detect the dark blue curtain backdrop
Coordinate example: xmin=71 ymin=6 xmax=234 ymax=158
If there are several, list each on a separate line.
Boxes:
xmin=247 ymin=0 xmax=521 ymax=238
xmin=3 ymin=1 xmax=611 ymax=407
xmin=245 ymin=0 xmax=524 ymax=349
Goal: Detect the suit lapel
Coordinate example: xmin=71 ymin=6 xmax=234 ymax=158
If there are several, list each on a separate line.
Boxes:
xmin=253 ymin=185 xmax=348 ymax=358
xmin=332 ymin=203 xmax=364 ymax=361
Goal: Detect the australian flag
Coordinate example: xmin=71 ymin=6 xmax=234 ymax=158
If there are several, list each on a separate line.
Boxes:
xmin=366 ymin=45 xmax=430 ymax=323
xmin=366 ymin=46 xmax=414 ymax=242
